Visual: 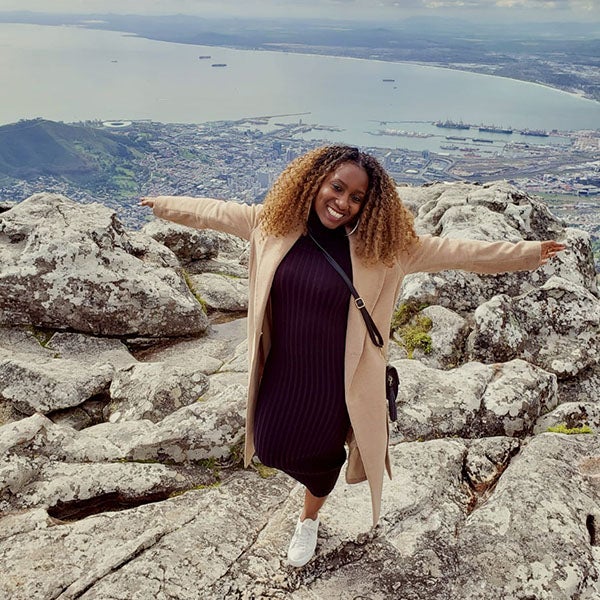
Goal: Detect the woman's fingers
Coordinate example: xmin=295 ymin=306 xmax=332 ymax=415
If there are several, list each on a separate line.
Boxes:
xmin=540 ymin=240 xmax=567 ymax=262
xmin=139 ymin=197 xmax=155 ymax=208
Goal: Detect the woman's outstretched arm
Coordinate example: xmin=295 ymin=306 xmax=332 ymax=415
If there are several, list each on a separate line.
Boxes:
xmin=139 ymin=196 xmax=262 ymax=241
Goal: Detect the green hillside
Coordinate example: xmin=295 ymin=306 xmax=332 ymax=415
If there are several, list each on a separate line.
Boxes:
xmin=0 ymin=119 xmax=149 ymax=192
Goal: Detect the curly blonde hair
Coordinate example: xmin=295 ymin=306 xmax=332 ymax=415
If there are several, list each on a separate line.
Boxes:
xmin=259 ymin=145 xmax=418 ymax=266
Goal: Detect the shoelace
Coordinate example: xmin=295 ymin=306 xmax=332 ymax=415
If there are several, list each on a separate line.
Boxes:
xmin=290 ymin=522 xmax=315 ymax=551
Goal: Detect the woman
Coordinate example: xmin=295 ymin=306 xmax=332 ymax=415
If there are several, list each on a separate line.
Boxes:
xmin=141 ymin=145 xmax=565 ymax=568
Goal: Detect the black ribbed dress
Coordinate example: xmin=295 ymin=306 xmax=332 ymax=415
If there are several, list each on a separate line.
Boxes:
xmin=253 ymin=212 xmax=353 ymax=497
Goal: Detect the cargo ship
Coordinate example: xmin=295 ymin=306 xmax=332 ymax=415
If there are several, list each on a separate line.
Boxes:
xmin=382 ymin=78 xmax=395 ymax=82
xmin=434 ymin=120 xmax=471 ymax=130
xmin=446 ymin=135 xmax=467 ymax=141
xmin=478 ymin=125 xmax=513 ymax=134
xmin=211 ymin=63 xmax=227 ymax=67
xmin=520 ymin=129 xmax=549 ymax=137
xmin=473 ymin=138 xmax=494 ymax=143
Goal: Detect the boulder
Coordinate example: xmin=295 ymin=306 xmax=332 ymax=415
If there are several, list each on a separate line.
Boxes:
xmin=47 ymin=332 xmax=137 ymax=368
xmin=557 ymin=364 xmax=600 ymax=405
xmin=189 ymin=272 xmax=249 ymax=312
xmin=534 ymin=401 xmax=600 ymax=434
xmin=0 ymin=193 xmax=208 ymax=336
xmin=451 ymin=434 xmax=600 ymax=599
xmin=2 ymin=460 xmax=209 ymax=514
xmin=467 ymin=276 xmax=600 ymax=378
xmin=0 ymin=351 xmax=113 ymax=415
xmin=389 ymin=358 xmax=557 ymax=442
xmin=106 ymin=363 xmax=209 ymax=423
xmin=142 ymin=218 xmax=219 ymax=262
xmin=409 ymin=181 xmax=563 ymax=240
xmin=397 ymin=182 xmax=596 ymax=315
xmin=389 ymin=304 xmax=470 ymax=368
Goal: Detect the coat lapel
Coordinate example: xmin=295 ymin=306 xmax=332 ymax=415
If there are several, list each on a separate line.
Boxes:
xmin=345 ymin=234 xmax=387 ymax=389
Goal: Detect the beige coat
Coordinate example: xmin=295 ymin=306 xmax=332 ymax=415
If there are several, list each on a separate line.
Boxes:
xmin=153 ymin=195 xmax=542 ymax=525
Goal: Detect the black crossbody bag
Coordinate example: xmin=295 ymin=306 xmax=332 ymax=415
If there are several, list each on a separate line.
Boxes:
xmin=309 ymin=232 xmax=399 ymax=422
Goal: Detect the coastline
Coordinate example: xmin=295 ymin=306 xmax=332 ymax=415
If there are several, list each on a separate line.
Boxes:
xmin=0 ymin=17 xmax=596 ymax=105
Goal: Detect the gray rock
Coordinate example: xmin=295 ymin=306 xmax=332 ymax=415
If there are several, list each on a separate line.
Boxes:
xmin=413 ymin=181 xmax=563 ymax=240
xmin=189 ymin=272 xmax=249 ymax=312
xmin=48 ymin=396 xmax=109 ymax=431
xmin=390 ymin=358 xmax=557 ymax=442
xmin=0 ymin=193 xmax=208 ymax=336
xmin=47 ymin=332 xmax=137 ymax=368
xmin=219 ymin=339 xmax=249 ymax=373
xmin=0 ymin=351 xmax=113 ymax=415
xmin=142 ymin=218 xmax=219 ymax=262
xmin=557 ymin=364 xmax=600 ymax=405
xmin=463 ymin=436 xmax=521 ymax=494
xmin=467 ymin=276 xmax=600 ymax=378
xmin=186 ymin=256 xmax=249 ymax=278
xmin=127 ymin=229 xmax=181 ymax=269
xmin=5 ymin=460 xmax=206 ymax=514
xmin=0 ymin=471 xmax=295 ymax=600
xmin=534 ymin=401 xmax=600 ymax=434
xmin=78 ymin=396 xmax=245 ymax=464
xmin=451 ymin=434 xmax=600 ymax=599
xmin=0 ymin=326 xmax=57 ymax=359
xmin=106 ymin=363 xmax=209 ymax=423
xmin=397 ymin=184 xmax=596 ymax=315
xmin=389 ymin=305 xmax=470 ymax=368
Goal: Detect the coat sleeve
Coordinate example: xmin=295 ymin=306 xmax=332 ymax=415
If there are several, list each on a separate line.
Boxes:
xmin=151 ymin=196 xmax=263 ymax=241
xmin=401 ymin=235 xmax=542 ymax=275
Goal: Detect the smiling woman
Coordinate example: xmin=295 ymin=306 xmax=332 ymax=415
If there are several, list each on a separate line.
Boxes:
xmin=139 ymin=144 xmax=565 ymax=568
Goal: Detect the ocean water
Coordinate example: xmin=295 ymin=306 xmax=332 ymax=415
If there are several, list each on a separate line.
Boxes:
xmin=1 ymin=23 xmax=599 ymax=150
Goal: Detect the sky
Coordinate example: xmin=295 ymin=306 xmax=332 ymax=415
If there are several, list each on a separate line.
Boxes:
xmin=1 ymin=0 xmax=598 ymax=22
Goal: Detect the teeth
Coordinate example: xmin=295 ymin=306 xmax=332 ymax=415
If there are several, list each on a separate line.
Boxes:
xmin=327 ymin=206 xmax=344 ymax=219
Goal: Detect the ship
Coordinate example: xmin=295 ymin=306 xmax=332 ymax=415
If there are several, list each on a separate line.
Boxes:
xmin=440 ymin=144 xmax=459 ymax=150
xmin=446 ymin=135 xmax=466 ymax=141
xmin=435 ymin=120 xmax=470 ymax=130
xmin=198 ymin=55 xmax=211 ymax=59
xmin=478 ymin=125 xmax=513 ymax=134
xmin=382 ymin=78 xmax=395 ymax=82
xmin=472 ymin=138 xmax=494 ymax=143
xmin=211 ymin=63 xmax=227 ymax=67
xmin=520 ymin=129 xmax=549 ymax=137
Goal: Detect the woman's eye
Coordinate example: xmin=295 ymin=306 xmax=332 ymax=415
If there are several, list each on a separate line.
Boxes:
xmin=331 ymin=183 xmax=342 ymax=192
xmin=351 ymin=196 xmax=363 ymax=204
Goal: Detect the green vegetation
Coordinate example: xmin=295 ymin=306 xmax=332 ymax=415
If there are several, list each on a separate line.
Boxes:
xmin=252 ymin=462 xmax=277 ymax=478
xmin=0 ymin=118 xmax=150 ymax=193
xmin=547 ymin=423 xmax=593 ymax=435
xmin=28 ymin=325 xmax=55 ymax=349
xmin=181 ymin=268 xmax=209 ymax=314
xmin=391 ymin=302 xmax=433 ymax=359
xmin=391 ymin=301 xmax=429 ymax=330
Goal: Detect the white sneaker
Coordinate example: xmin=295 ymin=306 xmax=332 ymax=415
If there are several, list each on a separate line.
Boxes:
xmin=287 ymin=517 xmax=319 ymax=567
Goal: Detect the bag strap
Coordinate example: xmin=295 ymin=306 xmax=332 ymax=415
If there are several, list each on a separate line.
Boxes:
xmin=308 ymin=232 xmax=384 ymax=348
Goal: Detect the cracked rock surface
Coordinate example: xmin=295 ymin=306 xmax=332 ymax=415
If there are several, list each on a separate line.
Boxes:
xmin=0 ymin=183 xmax=599 ymax=599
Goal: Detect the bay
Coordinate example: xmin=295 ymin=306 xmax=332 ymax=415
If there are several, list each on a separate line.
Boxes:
xmin=1 ymin=23 xmax=599 ymax=150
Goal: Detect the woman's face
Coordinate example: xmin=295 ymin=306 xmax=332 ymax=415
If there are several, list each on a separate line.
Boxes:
xmin=312 ymin=161 xmax=369 ymax=229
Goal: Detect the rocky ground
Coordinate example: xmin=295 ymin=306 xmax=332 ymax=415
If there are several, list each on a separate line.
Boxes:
xmin=1 ymin=182 xmax=599 ymax=599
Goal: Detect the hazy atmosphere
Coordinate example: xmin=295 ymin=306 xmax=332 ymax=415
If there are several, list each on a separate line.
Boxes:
xmin=2 ymin=0 xmax=599 ymax=21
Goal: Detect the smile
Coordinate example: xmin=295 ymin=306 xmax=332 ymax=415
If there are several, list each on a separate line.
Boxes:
xmin=327 ymin=206 xmax=344 ymax=219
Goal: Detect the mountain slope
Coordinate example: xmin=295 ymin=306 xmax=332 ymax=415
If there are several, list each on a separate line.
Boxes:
xmin=0 ymin=119 xmax=147 ymax=186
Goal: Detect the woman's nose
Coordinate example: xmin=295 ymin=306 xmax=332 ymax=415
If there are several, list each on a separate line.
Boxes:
xmin=335 ymin=194 xmax=349 ymax=209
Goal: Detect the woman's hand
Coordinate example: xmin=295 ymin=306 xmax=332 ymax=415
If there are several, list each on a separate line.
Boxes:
xmin=540 ymin=240 xmax=567 ymax=264
xmin=139 ymin=197 xmax=155 ymax=208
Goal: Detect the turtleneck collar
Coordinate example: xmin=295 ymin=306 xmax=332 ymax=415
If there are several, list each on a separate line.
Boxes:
xmin=307 ymin=209 xmax=347 ymax=242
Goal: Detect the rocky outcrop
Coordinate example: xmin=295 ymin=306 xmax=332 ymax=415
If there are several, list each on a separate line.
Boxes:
xmin=0 ymin=183 xmax=599 ymax=599
xmin=0 ymin=194 xmax=208 ymax=336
